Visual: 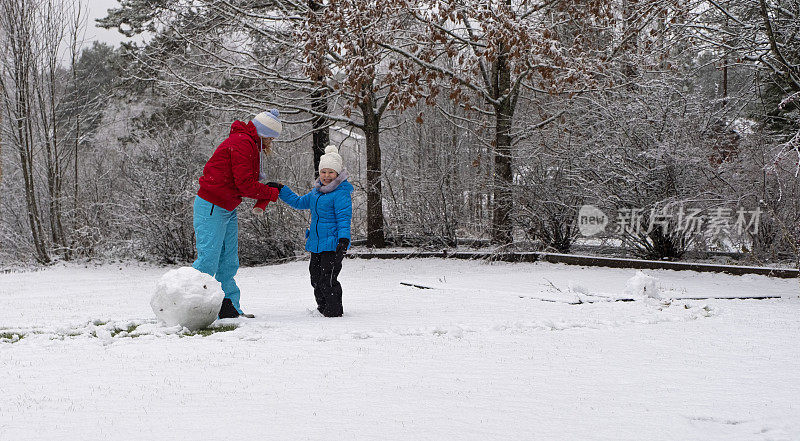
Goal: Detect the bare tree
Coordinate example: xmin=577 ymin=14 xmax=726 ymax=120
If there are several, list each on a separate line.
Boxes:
xmin=688 ymin=0 xmax=800 ymax=263
xmin=1 ymin=0 xmax=49 ymax=263
xmin=0 ymin=0 xmax=90 ymax=262
xmin=100 ymin=0 xmax=397 ymax=247
xmin=379 ymin=0 xmax=686 ymax=244
xmin=302 ymin=0 xmax=437 ymax=247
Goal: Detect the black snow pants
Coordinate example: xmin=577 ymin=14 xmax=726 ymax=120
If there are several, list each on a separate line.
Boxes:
xmin=309 ymin=251 xmax=344 ymax=317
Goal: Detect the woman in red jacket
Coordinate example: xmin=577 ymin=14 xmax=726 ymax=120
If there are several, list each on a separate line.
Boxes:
xmin=193 ymin=109 xmax=282 ymax=319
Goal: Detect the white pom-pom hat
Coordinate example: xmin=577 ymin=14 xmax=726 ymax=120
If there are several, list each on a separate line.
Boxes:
xmin=319 ymin=145 xmax=343 ymax=173
xmin=252 ymin=109 xmax=282 ymax=139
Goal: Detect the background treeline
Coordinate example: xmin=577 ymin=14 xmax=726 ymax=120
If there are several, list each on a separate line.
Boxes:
xmin=1 ymin=0 xmax=798 ymax=267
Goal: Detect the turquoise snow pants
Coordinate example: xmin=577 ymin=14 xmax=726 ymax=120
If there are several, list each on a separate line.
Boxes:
xmin=192 ymin=195 xmax=242 ymax=313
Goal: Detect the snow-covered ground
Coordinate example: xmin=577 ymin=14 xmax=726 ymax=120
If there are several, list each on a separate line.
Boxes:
xmin=1 ymin=258 xmax=798 ymax=440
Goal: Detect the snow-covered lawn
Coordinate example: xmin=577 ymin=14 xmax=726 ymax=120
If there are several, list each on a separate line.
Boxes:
xmin=1 ymin=258 xmax=798 ymax=440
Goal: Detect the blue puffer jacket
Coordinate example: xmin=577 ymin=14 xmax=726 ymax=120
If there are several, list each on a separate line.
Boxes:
xmin=279 ymin=180 xmax=353 ymax=253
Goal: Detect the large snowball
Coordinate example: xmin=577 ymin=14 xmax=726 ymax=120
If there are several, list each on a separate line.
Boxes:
xmin=151 ymin=267 xmax=224 ymax=331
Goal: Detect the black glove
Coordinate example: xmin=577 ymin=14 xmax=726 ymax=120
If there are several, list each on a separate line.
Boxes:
xmin=336 ymin=238 xmax=350 ymax=255
xmin=266 ymin=182 xmax=284 ymax=190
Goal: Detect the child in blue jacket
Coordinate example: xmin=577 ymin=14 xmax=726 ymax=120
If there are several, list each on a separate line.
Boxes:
xmin=269 ymin=146 xmax=353 ymax=317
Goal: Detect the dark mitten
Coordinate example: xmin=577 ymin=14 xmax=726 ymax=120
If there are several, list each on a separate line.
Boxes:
xmin=335 ymin=238 xmax=350 ymax=256
xmin=266 ymin=182 xmax=284 ymax=190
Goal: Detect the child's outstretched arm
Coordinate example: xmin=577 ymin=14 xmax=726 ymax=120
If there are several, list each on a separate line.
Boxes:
xmin=278 ymin=185 xmax=312 ymax=210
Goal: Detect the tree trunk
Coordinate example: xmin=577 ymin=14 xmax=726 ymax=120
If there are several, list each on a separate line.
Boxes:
xmin=308 ymin=1 xmax=330 ymax=177
xmin=619 ymin=0 xmax=640 ymax=87
xmin=0 ymin=112 xmax=3 ymax=191
xmin=311 ymin=85 xmax=329 ymax=177
xmin=722 ymin=17 xmax=728 ymax=108
xmin=43 ymin=96 xmax=66 ymax=254
xmin=74 ymin=116 xmax=79 ymax=212
xmin=15 ymin=85 xmax=50 ymax=264
xmin=490 ymin=40 xmax=514 ymax=245
xmin=360 ymin=99 xmax=386 ymax=248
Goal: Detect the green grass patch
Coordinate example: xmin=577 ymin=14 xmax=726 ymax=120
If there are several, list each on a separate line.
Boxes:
xmin=111 ymin=323 xmax=141 ymax=337
xmin=189 ymin=324 xmax=238 ymax=337
xmin=0 ymin=332 xmax=24 ymax=343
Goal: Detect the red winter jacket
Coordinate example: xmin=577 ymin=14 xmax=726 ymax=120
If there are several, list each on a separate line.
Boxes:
xmin=197 ymin=120 xmax=279 ymax=211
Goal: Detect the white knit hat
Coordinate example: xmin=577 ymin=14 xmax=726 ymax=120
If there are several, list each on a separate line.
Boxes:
xmin=318 ymin=145 xmax=343 ymax=173
xmin=252 ymin=109 xmax=282 ymax=138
